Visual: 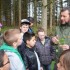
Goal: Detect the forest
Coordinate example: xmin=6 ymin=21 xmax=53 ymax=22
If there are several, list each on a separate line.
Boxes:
xmin=0 ymin=0 xmax=70 ymax=35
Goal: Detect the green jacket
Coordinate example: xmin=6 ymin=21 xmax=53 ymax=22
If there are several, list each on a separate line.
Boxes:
xmin=56 ymin=25 xmax=70 ymax=45
xmin=55 ymin=25 xmax=70 ymax=60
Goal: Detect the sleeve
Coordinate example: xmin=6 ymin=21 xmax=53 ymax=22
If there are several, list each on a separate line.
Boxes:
xmin=23 ymin=52 xmax=29 ymax=69
xmin=6 ymin=52 xmax=25 ymax=70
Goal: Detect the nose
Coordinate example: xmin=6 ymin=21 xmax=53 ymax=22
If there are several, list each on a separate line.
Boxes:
xmin=61 ymin=16 xmax=64 ymax=20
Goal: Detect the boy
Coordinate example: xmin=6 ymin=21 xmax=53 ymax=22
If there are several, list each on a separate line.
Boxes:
xmin=20 ymin=19 xmax=30 ymax=38
xmin=23 ymin=32 xmax=41 ymax=70
xmin=27 ymin=17 xmax=34 ymax=33
xmin=0 ymin=29 xmax=26 ymax=70
xmin=35 ymin=28 xmax=55 ymax=70
xmin=18 ymin=19 xmax=30 ymax=61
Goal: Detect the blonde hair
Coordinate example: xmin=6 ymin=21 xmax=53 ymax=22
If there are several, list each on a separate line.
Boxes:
xmin=3 ymin=29 xmax=20 ymax=46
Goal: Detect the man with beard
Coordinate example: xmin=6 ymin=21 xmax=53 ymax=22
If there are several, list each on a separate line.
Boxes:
xmin=52 ymin=7 xmax=70 ymax=70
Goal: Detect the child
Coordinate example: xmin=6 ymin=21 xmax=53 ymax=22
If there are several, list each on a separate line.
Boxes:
xmin=18 ymin=19 xmax=30 ymax=61
xmin=20 ymin=19 xmax=30 ymax=37
xmin=27 ymin=17 xmax=34 ymax=33
xmin=57 ymin=49 xmax=70 ymax=70
xmin=0 ymin=29 xmax=26 ymax=70
xmin=23 ymin=32 xmax=41 ymax=70
xmin=35 ymin=28 xmax=55 ymax=70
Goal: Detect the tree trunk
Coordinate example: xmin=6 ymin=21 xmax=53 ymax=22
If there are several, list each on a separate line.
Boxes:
xmin=49 ymin=0 xmax=53 ymax=33
xmin=41 ymin=0 xmax=47 ymax=35
xmin=18 ymin=0 xmax=21 ymax=27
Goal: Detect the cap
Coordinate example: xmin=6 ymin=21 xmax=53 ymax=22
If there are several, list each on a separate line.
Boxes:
xmin=21 ymin=19 xmax=30 ymax=25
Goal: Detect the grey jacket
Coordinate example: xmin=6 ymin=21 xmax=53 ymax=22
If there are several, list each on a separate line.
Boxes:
xmin=35 ymin=37 xmax=55 ymax=65
xmin=5 ymin=51 xmax=25 ymax=70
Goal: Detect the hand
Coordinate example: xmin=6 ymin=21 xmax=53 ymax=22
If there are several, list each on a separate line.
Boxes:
xmin=60 ymin=44 xmax=69 ymax=50
xmin=52 ymin=35 xmax=59 ymax=44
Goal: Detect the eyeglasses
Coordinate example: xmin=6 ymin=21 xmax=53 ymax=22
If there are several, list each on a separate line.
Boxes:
xmin=3 ymin=60 xmax=10 ymax=66
xmin=0 ymin=60 xmax=10 ymax=67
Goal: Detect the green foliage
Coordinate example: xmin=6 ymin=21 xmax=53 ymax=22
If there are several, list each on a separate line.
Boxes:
xmin=1 ymin=25 xmax=17 ymax=33
xmin=59 ymin=38 xmax=65 ymax=45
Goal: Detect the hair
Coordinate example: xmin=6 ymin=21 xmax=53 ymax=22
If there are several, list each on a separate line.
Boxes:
xmin=3 ymin=29 xmax=20 ymax=46
xmin=23 ymin=32 xmax=35 ymax=44
xmin=27 ymin=17 xmax=34 ymax=23
xmin=59 ymin=49 xmax=70 ymax=70
xmin=60 ymin=7 xmax=70 ymax=16
xmin=0 ymin=50 xmax=5 ymax=67
xmin=37 ymin=27 xmax=45 ymax=34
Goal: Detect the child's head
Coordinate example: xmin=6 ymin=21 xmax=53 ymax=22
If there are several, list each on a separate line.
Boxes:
xmin=27 ymin=17 xmax=34 ymax=27
xmin=20 ymin=19 xmax=30 ymax=33
xmin=23 ymin=32 xmax=36 ymax=48
xmin=57 ymin=49 xmax=70 ymax=70
xmin=37 ymin=27 xmax=46 ymax=41
xmin=3 ymin=29 xmax=22 ymax=48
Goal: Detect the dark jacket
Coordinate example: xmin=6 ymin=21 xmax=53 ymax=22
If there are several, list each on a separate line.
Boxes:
xmin=35 ymin=37 xmax=55 ymax=65
xmin=28 ymin=27 xmax=34 ymax=34
xmin=24 ymin=47 xmax=38 ymax=70
xmin=18 ymin=41 xmax=26 ymax=61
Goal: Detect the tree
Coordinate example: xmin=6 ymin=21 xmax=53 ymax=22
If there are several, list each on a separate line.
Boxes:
xmin=41 ymin=0 xmax=47 ymax=35
xmin=49 ymin=0 xmax=53 ymax=33
xmin=18 ymin=0 xmax=21 ymax=26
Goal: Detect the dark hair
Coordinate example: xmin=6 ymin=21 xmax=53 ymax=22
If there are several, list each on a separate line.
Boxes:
xmin=59 ymin=49 xmax=70 ymax=70
xmin=23 ymin=32 xmax=35 ymax=43
xmin=27 ymin=17 xmax=34 ymax=23
xmin=21 ymin=22 xmax=30 ymax=26
xmin=0 ymin=50 xmax=5 ymax=67
xmin=60 ymin=7 xmax=70 ymax=15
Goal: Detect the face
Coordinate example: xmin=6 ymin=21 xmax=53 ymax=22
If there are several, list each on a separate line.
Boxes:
xmin=38 ymin=31 xmax=45 ymax=41
xmin=20 ymin=24 xmax=29 ymax=33
xmin=27 ymin=36 xmax=36 ymax=48
xmin=57 ymin=55 xmax=65 ymax=70
xmin=60 ymin=10 xmax=70 ymax=24
xmin=3 ymin=53 xmax=10 ymax=70
xmin=16 ymin=33 xmax=23 ymax=46
xmin=30 ymin=22 xmax=33 ymax=27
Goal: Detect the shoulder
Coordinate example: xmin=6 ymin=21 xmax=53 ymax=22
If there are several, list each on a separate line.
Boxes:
xmin=5 ymin=51 xmax=24 ymax=70
xmin=5 ymin=51 xmax=19 ymax=59
xmin=45 ymin=36 xmax=51 ymax=40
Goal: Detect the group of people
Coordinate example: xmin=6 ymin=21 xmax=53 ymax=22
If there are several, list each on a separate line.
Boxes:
xmin=0 ymin=7 xmax=70 ymax=70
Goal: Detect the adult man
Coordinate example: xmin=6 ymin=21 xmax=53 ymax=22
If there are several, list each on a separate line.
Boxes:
xmin=52 ymin=7 xmax=70 ymax=51
xmin=52 ymin=7 xmax=70 ymax=70
xmin=0 ymin=50 xmax=10 ymax=70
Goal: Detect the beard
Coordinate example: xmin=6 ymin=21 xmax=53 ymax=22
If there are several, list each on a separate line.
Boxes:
xmin=60 ymin=21 xmax=70 ymax=26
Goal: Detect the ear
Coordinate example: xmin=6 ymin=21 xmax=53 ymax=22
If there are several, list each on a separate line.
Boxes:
xmin=20 ymin=27 xmax=21 ymax=30
xmin=26 ymin=40 xmax=29 ymax=44
xmin=12 ymin=42 xmax=17 ymax=48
